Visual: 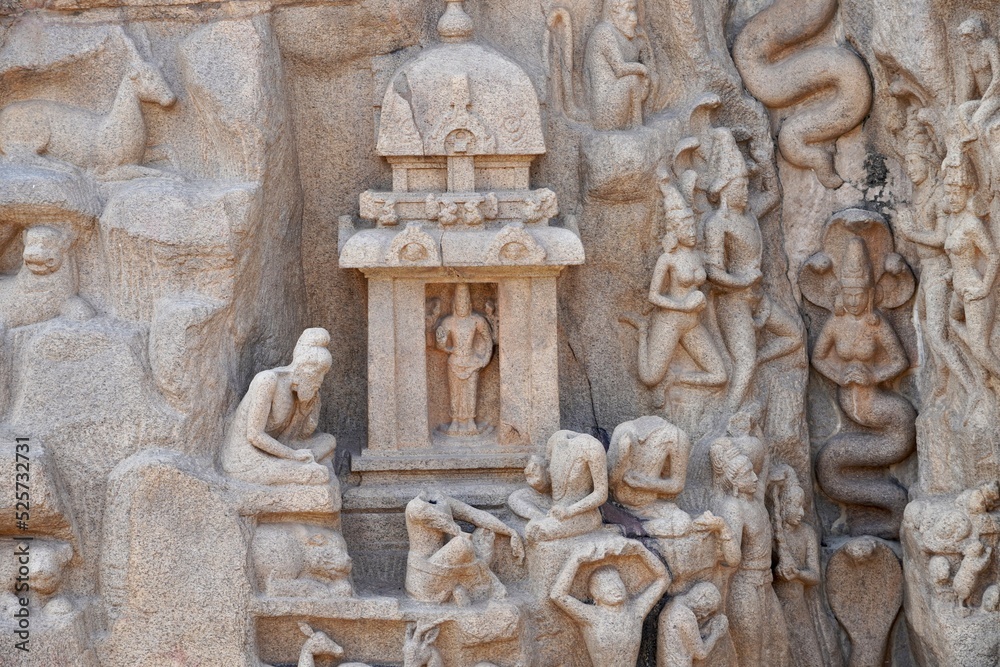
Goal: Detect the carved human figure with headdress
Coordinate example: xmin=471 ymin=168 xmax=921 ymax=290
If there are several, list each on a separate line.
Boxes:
xmin=221 ymin=328 xmax=337 ymax=486
xmin=895 ymin=115 xmax=978 ymax=397
xmin=810 ymin=237 xmax=910 ymax=391
xmin=768 ymin=465 xmax=840 ymax=667
xmin=702 ymin=128 xmax=802 ymax=410
xmin=800 ymin=212 xmax=916 ymax=537
xmin=709 ymin=436 xmax=791 ymax=667
xmin=937 ymin=153 xmax=1000 ymax=384
xmin=435 ymin=284 xmax=496 ymax=436
xmin=620 ymin=177 xmax=726 ymax=405
xmin=584 ymin=0 xmax=655 ymax=131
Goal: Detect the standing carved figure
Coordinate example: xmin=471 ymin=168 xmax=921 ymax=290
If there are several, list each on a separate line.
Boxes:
xmin=709 ymin=437 xmax=791 ymax=667
xmin=703 ymin=129 xmax=802 ymax=410
xmin=938 ymin=154 xmax=1000 ymax=384
xmin=584 ymin=0 xmax=655 ymax=130
xmin=732 ymin=0 xmax=872 ymax=188
xmin=769 ymin=465 xmax=841 ymax=667
xmin=799 ymin=210 xmax=917 ymax=539
xmin=894 ymin=117 xmax=977 ymax=397
xmin=221 ymin=328 xmax=338 ymax=487
xmin=620 ymin=178 xmax=726 ymax=404
xmin=435 ymin=284 xmax=496 ymax=436
xmin=0 ymin=27 xmax=175 ymax=179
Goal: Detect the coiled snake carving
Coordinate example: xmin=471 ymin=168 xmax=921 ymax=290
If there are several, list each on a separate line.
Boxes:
xmin=733 ymin=0 xmax=872 ymax=189
xmin=799 ymin=210 xmax=916 ymax=539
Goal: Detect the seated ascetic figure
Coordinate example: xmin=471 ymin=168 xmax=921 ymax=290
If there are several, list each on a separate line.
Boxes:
xmin=608 ymin=416 xmax=691 ymax=536
xmin=584 ymin=0 xmax=655 ymax=130
xmin=221 ymin=328 xmax=337 ymax=486
xmin=508 ymin=430 xmax=608 ymax=542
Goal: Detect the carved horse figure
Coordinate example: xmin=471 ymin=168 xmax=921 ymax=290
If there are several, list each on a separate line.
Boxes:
xmin=0 ymin=26 xmax=175 ymax=179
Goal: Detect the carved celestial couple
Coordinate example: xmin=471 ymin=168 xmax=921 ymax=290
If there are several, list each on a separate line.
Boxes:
xmin=622 ymin=129 xmax=801 ymax=411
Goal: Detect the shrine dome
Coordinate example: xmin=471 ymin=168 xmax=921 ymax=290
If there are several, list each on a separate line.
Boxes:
xmin=376 ymin=0 xmax=545 ymax=158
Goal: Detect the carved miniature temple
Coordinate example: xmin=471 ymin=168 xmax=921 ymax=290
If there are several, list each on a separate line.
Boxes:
xmin=340 ymin=0 xmax=583 ymax=503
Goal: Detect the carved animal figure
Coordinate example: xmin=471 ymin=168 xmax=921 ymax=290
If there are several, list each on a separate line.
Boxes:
xmin=0 ymin=226 xmax=93 ymax=329
xmin=403 ymin=622 xmax=443 ymax=667
xmin=732 ymin=0 xmax=872 ymax=188
xmin=290 ymin=623 xmax=373 ymax=667
xmin=0 ymin=29 xmax=175 ymax=178
xmin=251 ymin=523 xmax=354 ymax=598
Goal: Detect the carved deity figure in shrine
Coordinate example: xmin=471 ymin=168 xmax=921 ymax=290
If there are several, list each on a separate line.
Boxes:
xmin=584 ymin=0 xmax=655 ymax=131
xmin=221 ymin=328 xmax=338 ymax=486
xmin=435 ymin=284 xmax=496 ymax=436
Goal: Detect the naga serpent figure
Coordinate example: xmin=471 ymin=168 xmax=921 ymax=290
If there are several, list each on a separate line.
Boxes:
xmin=732 ymin=0 xmax=872 ymax=189
xmin=799 ymin=210 xmax=917 ymax=539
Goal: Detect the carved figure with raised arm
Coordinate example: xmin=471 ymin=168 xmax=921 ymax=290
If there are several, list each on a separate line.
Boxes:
xmin=799 ymin=210 xmax=917 ymax=538
xmin=404 ymin=490 xmax=523 ymax=605
xmin=221 ymin=328 xmax=337 ymax=486
xmin=703 ymin=129 xmax=802 ymax=410
xmin=710 ymin=437 xmax=791 ymax=667
xmin=657 ymin=582 xmax=729 ymax=667
xmin=435 ymin=284 xmax=496 ymax=436
xmin=620 ymin=177 xmax=726 ymax=404
xmin=584 ymin=0 xmax=655 ymax=130
xmin=894 ymin=116 xmax=977 ymax=396
xmin=550 ymin=540 xmax=668 ymax=667
xmin=938 ymin=153 xmax=1000 ymax=384
xmin=509 ymin=430 xmax=608 ymax=543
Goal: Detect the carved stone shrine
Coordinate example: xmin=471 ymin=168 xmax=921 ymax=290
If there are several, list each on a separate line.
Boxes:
xmin=0 ymin=0 xmax=997 ymax=665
